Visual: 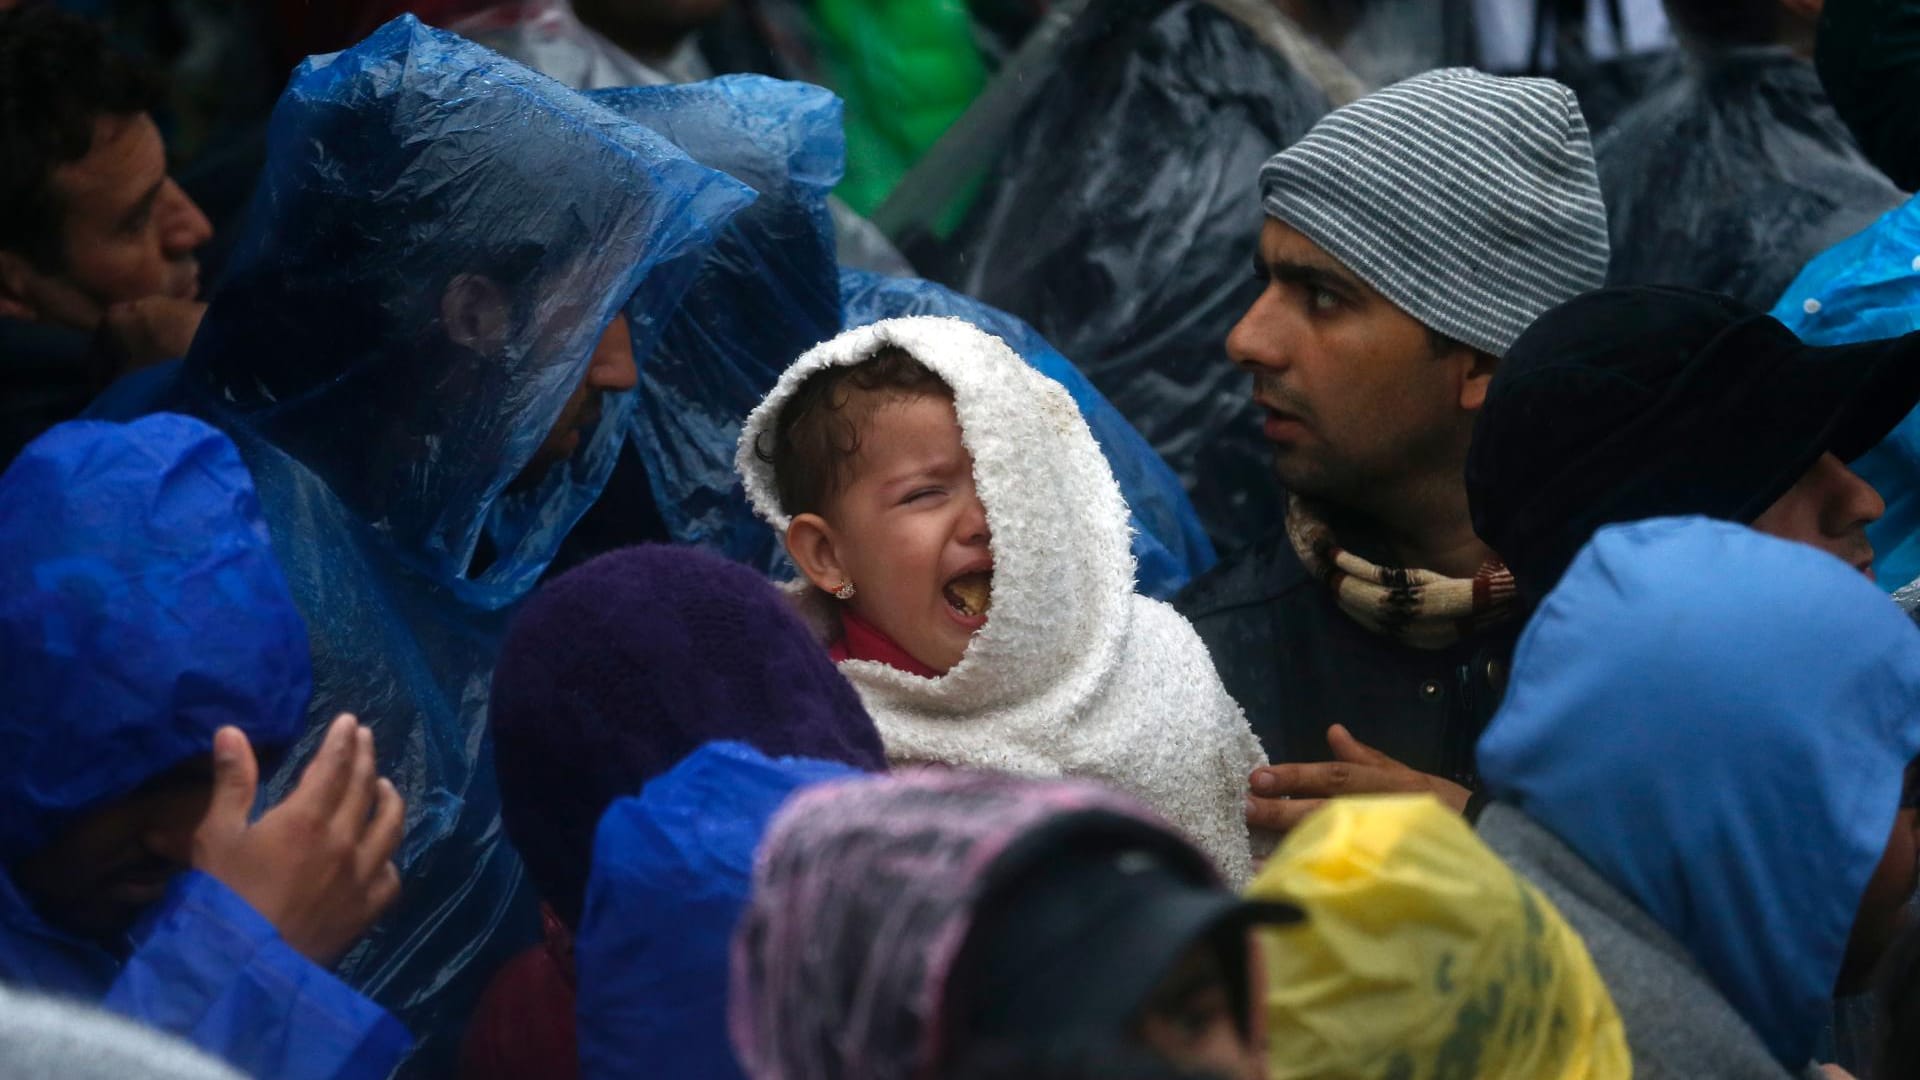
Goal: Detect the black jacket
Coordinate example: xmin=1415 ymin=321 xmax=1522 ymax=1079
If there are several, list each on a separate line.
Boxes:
xmin=0 ymin=317 xmax=113 ymax=468
xmin=1175 ymin=532 xmax=1518 ymax=787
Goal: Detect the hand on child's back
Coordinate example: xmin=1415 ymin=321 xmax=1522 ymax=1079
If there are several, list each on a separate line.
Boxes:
xmin=191 ymin=713 xmax=405 ymax=965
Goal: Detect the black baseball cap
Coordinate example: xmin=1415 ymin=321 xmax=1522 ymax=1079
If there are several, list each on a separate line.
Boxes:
xmin=1468 ymin=285 xmax=1920 ymax=598
xmin=950 ymin=812 xmax=1300 ymax=1056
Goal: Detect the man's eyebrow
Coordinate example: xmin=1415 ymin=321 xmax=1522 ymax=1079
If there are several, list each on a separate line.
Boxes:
xmin=1262 ymin=257 xmax=1364 ymax=296
xmin=118 ymin=179 xmax=165 ymax=231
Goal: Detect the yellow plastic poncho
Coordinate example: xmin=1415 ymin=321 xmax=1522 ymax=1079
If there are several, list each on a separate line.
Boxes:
xmin=1248 ymin=796 xmax=1631 ymax=1079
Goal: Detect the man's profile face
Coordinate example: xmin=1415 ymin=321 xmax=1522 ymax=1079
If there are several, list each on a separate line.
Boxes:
xmin=1229 ymin=218 xmax=1479 ymax=512
xmin=1749 ymin=451 xmax=1883 ymax=578
xmin=9 ymin=756 xmax=216 ymax=946
xmin=510 ymin=312 xmax=638 ymax=492
xmin=6 ymin=112 xmax=212 ymax=330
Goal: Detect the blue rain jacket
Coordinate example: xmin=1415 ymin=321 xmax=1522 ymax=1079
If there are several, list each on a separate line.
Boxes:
xmin=1774 ymin=195 xmax=1920 ymax=591
xmin=594 ymin=75 xmax=1213 ymax=598
xmin=126 ymin=19 xmax=752 ymax=1067
xmin=573 ymin=742 xmax=861 ymax=1080
xmin=0 ymin=414 xmax=409 ymax=1078
xmin=1479 ymin=516 xmax=1920 ymax=1068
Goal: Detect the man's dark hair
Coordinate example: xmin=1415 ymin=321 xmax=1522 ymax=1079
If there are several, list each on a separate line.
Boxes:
xmin=0 ymin=4 xmax=164 ymax=268
xmin=757 ymin=346 xmax=954 ymax=516
xmin=1662 ymin=0 xmax=1789 ymax=47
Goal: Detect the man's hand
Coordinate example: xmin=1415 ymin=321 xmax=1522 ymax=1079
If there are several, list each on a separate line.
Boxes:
xmin=99 ymin=296 xmax=206 ymax=373
xmin=1245 ymin=724 xmax=1472 ymax=833
xmin=192 ymin=714 xmax=405 ymax=966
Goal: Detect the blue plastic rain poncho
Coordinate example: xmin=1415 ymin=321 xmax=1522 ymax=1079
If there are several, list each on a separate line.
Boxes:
xmin=573 ymin=741 xmax=861 ymax=1080
xmin=155 ymin=18 xmax=753 ymax=1067
xmin=1774 ymin=196 xmax=1920 ymax=591
xmin=1479 ymin=516 xmax=1920 ymax=1069
xmin=0 ymin=414 xmax=409 ymax=1079
xmin=591 ymin=75 xmax=1214 ymax=598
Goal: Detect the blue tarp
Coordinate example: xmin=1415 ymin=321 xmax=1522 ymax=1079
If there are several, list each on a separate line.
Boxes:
xmin=0 ymin=414 xmax=409 ymax=1079
xmin=596 ymin=75 xmax=1214 ymax=597
xmin=141 ymin=18 xmax=753 ymax=1069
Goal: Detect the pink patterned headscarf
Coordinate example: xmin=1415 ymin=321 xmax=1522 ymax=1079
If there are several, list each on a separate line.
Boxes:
xmin=728 ymin=769 xmax=1197 ymax=1080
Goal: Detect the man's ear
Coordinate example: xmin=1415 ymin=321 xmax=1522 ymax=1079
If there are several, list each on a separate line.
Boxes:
xmin=1456 ymin=347 xmax=1499 ymax=412
xmin=440 ymin=273 xmax=511 ymax=356
xmin=0 ymin=251 xmax=44 ymax=321
xmin=785 ymin=512 xmax=849 ymax=594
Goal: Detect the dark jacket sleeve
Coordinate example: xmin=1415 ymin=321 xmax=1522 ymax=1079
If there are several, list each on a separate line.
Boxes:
xmin=102 ymin=870 xmax=411 ymax=1080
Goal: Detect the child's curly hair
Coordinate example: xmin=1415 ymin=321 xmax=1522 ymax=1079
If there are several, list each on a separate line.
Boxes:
xmin=758 ymin=345 xmax=953 ymax=516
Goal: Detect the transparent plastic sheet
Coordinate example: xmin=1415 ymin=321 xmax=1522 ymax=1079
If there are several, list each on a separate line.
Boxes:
xmin=1596 ymin=47 xmax=1903 ymax=311
xmin=162 ymin=18 xmax=754 ymax=1071
xmin=594 ymin=75 xmax=1215 ymax=597
xmin=937 ymin=0 xmax=1333 ymax=552
xmin=450 ymin=0 xmax=705 ymax=90
xmin=592 ymin=76 xmax=845 ymax=577
xmin=1772 ymin=197 xmax=1920 ymax=593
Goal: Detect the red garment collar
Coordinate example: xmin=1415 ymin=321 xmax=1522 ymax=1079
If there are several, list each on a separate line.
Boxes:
xmin=828 ymin=608 xmax=943 ymax=679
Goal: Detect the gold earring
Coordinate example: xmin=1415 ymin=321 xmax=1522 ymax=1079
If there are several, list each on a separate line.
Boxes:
xmin=833 ymin=581 xmax=856 ymax=601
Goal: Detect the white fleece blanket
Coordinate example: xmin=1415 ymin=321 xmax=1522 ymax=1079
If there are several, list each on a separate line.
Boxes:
xmin=737 ymin=317 xmax=1266 ymax=884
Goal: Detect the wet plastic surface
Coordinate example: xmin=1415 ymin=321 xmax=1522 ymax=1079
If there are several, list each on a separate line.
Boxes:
xmin=939 ymin=0 xmax=1332 ymax=552
xmin=1597 ymin=47 xmax=1902 ymax=311
xmin=600 ymin=75 xmax=1215 ymax=596
xmin=167 ymin=18 xmax=753 ymax=1070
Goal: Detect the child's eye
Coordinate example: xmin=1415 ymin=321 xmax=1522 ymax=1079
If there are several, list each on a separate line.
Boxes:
xmin=902 ymin=488 xmax=944 ymax=505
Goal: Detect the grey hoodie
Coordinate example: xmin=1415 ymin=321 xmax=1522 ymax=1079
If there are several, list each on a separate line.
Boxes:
xmin=1479 ymin=805 xmax=1818 ymax=1080
xmin=0 ymin=986 xmax=243 ymax=1079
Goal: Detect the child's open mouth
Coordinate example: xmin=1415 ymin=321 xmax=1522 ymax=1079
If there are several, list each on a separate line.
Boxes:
xmin=943 ymin=570 xmax=993 ymax=622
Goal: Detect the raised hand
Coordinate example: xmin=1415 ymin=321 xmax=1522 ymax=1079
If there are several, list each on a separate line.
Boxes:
xmin=192 ymin=714 xmax=405 ymax=965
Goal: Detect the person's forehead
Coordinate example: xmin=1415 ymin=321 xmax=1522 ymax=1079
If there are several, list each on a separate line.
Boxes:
xmin=1258 ymin=218 xmax=1364 ymax=284
xmin=49 ymin=112 xmax=166 ymax=215
xmin=848 ymin=393 xmax=965 ymax=474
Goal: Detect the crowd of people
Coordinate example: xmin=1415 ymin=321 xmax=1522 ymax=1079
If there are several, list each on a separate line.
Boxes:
xmin=4 ymin=0 xmax=1920 ymax=1078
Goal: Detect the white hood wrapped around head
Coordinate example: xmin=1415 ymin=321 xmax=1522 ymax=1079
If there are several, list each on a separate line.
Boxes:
xmin=737 ymin=316 xmax=1264 ymax=881
xmin=738 ymin=316 xmax=1135 ymax=715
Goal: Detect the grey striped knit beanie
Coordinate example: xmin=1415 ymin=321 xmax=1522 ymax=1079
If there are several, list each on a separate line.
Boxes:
xmin=1260 ymin=67 xmax=1610 ymax=359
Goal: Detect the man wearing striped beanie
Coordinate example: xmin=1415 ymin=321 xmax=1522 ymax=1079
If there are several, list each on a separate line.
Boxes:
xmin=1176 ymin=67 xmax=1610 ymax=834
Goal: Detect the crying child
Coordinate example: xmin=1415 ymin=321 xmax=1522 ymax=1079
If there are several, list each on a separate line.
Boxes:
xmin=762 ymin=344 xmax=991 ymax=677
xmin=739 ymin=317 xmax=1268 ymax=884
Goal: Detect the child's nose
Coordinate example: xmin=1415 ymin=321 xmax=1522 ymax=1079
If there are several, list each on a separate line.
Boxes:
xmin=957 ymin=496 xmax=990 ymax=545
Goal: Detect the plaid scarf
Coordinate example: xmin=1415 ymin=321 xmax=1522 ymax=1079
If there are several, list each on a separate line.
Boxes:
xmin=1286 ymin=494 xmax=1517 ymax=650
